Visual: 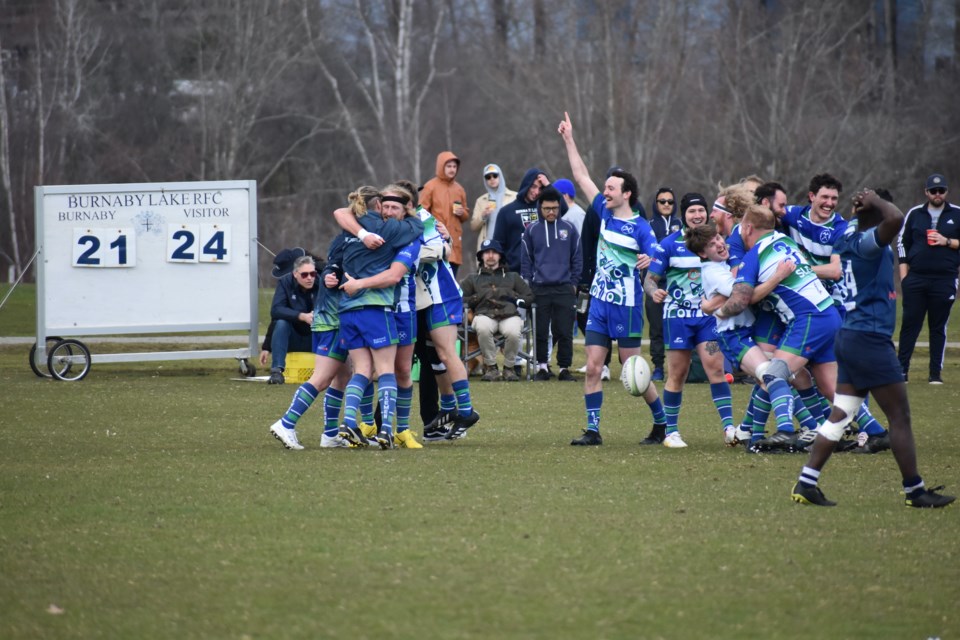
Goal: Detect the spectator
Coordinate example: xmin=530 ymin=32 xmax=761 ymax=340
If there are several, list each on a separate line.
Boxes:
xmin=267 ymin=254 xmax=320 ymax=384
xmin=553 ymin=179 xmax=586 ymax=235
xmin=521 ymin=185 xmax=582 ymax=381
xmin=493 ymin=167 xmax=567 ymax=273
xmin=471 ymin=163 xmax=516 ymax=252
xmin=897 ymin=173 xmax=960 ymax=384
xmin=420 ymin=151 xmax=470 ymax=274
xmin=645 ymin=187 xmax=681 ymax=381
xmin=461 ymin=239 xmax=534 ymax=382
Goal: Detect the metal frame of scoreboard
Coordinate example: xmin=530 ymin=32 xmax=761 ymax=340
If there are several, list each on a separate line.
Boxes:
xmin=33 ymin=180 xmax=259 ymax=379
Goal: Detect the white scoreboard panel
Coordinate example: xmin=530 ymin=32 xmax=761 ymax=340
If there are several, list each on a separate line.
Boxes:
xmin=35 ymin=181 xmax=258 ymax=336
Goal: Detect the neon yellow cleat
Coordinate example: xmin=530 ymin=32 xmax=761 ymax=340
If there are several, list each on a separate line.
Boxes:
xmin=394 ymin=430 xmax=423 ymax=449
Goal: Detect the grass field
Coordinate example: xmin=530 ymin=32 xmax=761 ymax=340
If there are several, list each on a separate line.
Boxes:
xmin=1 ymin=284 xmax=959 ymax=639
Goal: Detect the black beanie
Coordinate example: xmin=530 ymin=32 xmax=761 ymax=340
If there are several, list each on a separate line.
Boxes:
xmin=679 ymin=193 xmax=708 ymax=226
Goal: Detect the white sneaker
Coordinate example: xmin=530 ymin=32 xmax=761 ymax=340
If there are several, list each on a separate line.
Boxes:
xmin=600 ymin=365 xmax=611 ymax=381
xmin=577 ymin=364 xmax=588 ymax=373
xmin=663 ymin=432 xmax=688 ymax=448
xmin=733 ymin=426 xmax=752 ymax=445
xmin=320 ymin=432 xmax=351 ymax=448
xmin=723 ymin=426 xmax=737 ymax=445
xmin=270 ymin=420 xmax=304 ymax=450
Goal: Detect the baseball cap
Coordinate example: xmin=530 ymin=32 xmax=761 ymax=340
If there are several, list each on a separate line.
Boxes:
xmin=553 ymin=179 xmax=576 ymax=199
xmin=926 ymin=173 xmax=948 ymax=191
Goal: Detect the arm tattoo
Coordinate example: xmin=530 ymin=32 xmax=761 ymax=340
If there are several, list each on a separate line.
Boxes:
xmin=719 ymin=282 xmax=753 ymax=317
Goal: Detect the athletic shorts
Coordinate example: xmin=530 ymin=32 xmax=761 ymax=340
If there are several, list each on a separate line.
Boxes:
xmin=752 ymin=308 xmax=784 ymax=346
xmin=584 ymin=330 xmax=641 ymax=349
xmin=338 ymin=307 xmax=398 ymax=351
xmin=716 ymin=326 xmax=756 ymax=365
xmin=426 ymin=300 xmax=463 ymax=331
xmin=663 ymin=314 xmax=717 ymax=350
xmin=394 ymin=310 xmax=417 ymax=346
xmin=777 ymin=308 xmax=841 ymax=364
xmin=585 ymin=298 xmax=643 ymax=340
xmin=312 ymin=329 xmax=347 ymax=362
xmin=835 ymin=329 xmax=903 ymax=389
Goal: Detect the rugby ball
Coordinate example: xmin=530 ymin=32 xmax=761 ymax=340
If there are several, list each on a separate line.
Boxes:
xmin=620 ymin=355 xmax=652 ymax=396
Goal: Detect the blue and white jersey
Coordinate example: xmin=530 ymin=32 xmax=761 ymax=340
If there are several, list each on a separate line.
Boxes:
xmin=416 ymin=208 xmax=462 ymax=305
xmin=589 ymin=193 xmax=659 ymax=307
xmin=701 ymin=260 xmax=754 ymax=330
xmin=726 ymin=224 xmax=746 ymax=270
xmin=835 ymin=221 xmax=897 ymax=336
xmin=735 ymin=231 xmax=833 ymax=323
xmin=394 ymin=238 xmax=421 ymax=313
xmin=782 ymin=205 xmax=848 ymax=304
xmin=649 ymin=229 xmax=705 ymax=319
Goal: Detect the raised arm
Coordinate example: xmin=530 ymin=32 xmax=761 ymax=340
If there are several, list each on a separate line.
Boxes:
xmin=333 ymin=207 xmax=384 ymax=249
xmin=855 ymin=189 xmax=905 ymax=247
xmin=558 ymin=111 xmax=600 ymax=204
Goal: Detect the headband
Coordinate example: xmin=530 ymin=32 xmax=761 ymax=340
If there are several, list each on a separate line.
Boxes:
xmin=381 ymin=194 xmax=410 ymax=205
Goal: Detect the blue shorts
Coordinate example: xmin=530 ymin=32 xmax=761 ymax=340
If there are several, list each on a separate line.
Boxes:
xmin=663 ymin=314 xmax=717 ymax=350
xmin=312 ymin=329 xmax=347 ymax=362
xmin=585 ymin=298 xmax=644 ymax=340
xmin=394 ymin=310 xmax=417 ymax=346
xmin=835 ymin=329 xmax=903 ymax=389
xmin=339 ymin=307 xmax=399 ymax=351
xmin=752 ymin=308 xmax=784 ymax=346
xmin=716 ymin=326 xmax=756 ymax=365
xmin=778 ymin=308 xmax=841 ymax=364
xmin=426 ymin=301 xmax=463 ymax=331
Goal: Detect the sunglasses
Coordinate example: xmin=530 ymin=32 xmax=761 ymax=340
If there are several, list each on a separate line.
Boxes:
xmin=929 ymin=188 xmax=947 ymax=195
xmin=657 ymin=199 xmax=675 ymax=205
xmin=485 ymin=173 xmax=499 ymax=180
xmin=296 ymin=271 xmax=318 ymax=278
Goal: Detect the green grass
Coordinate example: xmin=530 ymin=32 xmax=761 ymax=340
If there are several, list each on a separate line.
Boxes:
xmin=1 ymin=344 xmax=959 ymax=639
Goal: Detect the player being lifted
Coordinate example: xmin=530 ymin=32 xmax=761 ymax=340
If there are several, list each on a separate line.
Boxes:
xmin=558 ymin=112 xmax=667 ymax=446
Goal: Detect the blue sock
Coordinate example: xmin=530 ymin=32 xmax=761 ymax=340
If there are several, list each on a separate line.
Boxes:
xmin=377 ymin=373 xmax=397 ymax=433
xmin=396 ymin=386 xmax=413 ymax=432
xmin=440 ymin=393 xmax=457 ymax=414
xmin=452 ymin=379 xmax=472 ymax=416
xmin=740 ymin=386 xmax=758 ymax=429
xmin=903 ymin=475 xmax=925 ymax=498
xmin=280 ymin=382 xmax=318 ymax=429
xmin=322 ymin=387 xmax=344 ymax=437
xmin=766 ymin=379 xmax=795 ymax=433
xmin=797 ymin=386 xmax=823 ymax=424
xmin=585 ymin=391 xmax=602 ymax=432
xmin=343 ymin=374 xmax=369 ymax=429
xmin=663 ymin=389 xmax=682 ymax=435
xmin=856 ymin=402 xmax=886 ymax=436
xmin=752 ymin=387 xmax=771 ymax=438
xmin=790 ymin=389 xmax=819 ymax=432
xmin=360 ymin=381 xmax=376 ymax=425
xmin=710 ymin=382 xmax=734 ymax=430
xmin=647 ymin=396 xmax=666 ymax=425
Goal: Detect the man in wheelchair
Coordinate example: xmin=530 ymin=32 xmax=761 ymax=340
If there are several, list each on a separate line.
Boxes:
xmin=460 ymin=239 xmax=535 ymax=381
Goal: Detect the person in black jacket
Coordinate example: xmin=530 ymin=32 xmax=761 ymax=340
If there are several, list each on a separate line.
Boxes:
xmin=645 ymin=187 xmax=681 ymax=380
xmin=896 ymin=173 xmax=960 ymax=384
xmin=492 ymin=167 xmax=567 ymax=273
xmin=267 ymin=255 xmax=320 ymax=384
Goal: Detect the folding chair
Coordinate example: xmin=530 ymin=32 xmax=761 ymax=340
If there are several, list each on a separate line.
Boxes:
xmin=461 ymin=302 xmax=537 ymax=380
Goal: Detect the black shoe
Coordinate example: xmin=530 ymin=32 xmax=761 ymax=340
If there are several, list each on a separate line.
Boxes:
xmin=445 ymin=410 xmax=480 ymax=440
xmin=267 ymin=368 xmax=285 ymax=385
xmin=639 ymin=423 xmax=666 ymax=445
xmin=571 ymin=429 xmax=602 ymax=446
xmin=929 ymin=375 xmax=944 ymax=385
xmin=835 ymin=437 xmax=860 ymax=452
xmin=852 ymin=432 xmax=891 ymax=454
xmin=340 ymin=424 xmax=368 ymax=447
xmin=791 ymin=482 xmax=837 ymax=506
xmin=905 ymin=485 xmax=956 ymax=508
xmin=534 ymin=369 xmax=552 ymax=381
xmin=424 ymin=409 xmax=455 ymax=433
xmin=376 ymin=428 xmax=395 ymax=450
xmin=754 ymin=430 xmax=799 ymax=453
xmin=557 ymin=368 xmax=577 ymax=381
xmin=514 ymin=365 xmax=523 ymax=378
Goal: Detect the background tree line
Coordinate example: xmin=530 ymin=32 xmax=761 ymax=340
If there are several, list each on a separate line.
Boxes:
xmin=1 ymin=0 xmax=958 ymax=283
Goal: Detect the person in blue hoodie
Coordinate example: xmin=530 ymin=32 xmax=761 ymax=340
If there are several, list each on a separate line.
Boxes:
xmin=645 ymin=187 xmax=681 ymax=382
xmin=493 ymin=167 xmax=568 ymax=273
xmin=521 ymin=185 xmax=583 ymax=381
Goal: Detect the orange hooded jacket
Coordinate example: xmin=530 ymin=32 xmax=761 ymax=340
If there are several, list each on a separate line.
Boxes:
xmin=420 ymin=151 xmax=470 ymax=266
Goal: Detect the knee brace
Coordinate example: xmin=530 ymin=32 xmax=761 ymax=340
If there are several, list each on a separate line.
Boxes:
xmin=818 ymin=394 xmax=865 ymax=441
xmin=760 ymin=358 xmax=791 ymax=386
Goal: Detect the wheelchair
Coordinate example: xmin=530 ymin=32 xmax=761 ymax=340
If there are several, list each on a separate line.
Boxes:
xmin=461 ymin=302 xmax=537 ymax=380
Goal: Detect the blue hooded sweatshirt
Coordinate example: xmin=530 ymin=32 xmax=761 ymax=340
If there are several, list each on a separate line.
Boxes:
xmin=492 ymin=168 xmax=567 ymax=272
